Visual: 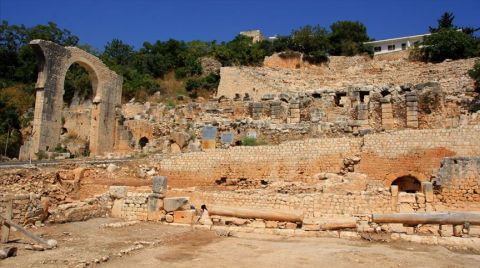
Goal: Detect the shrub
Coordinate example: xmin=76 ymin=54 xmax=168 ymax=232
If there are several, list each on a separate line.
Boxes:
xmin=185 ymin=73 xmax=220 ymax=92
xmin=35 ymin=150 xmax=47 ymax=160
xmin=242 ymin=137 xmax=257 ymax=146
xmin=54 ymin=143 xmax=68 ymax=153
xmin=420 ymin=29 xmax=477 ymax=62
xmin=185 ymin=78 xmax=202 ymax=92
xmin=469 ymin=61 xmax=480 ymax=91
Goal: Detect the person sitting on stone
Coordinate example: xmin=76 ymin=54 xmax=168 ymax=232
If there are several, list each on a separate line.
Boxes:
xmin=198 ymin=204 xmax=212 ymax=225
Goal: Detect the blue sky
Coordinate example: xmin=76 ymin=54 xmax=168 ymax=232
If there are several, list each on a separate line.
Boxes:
xmin=1 ymin=0 xmax=478 ymax=50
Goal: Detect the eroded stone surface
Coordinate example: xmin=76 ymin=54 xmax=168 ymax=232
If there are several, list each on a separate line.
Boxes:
xmin=20 ymin=39 xmax=122 ymax=159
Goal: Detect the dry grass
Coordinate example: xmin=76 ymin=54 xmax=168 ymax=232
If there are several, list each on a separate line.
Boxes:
xmin=0 ymin=84 xmax=35 ymax=113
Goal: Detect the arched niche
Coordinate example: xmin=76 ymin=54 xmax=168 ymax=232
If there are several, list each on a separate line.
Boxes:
xmin=391 ymin=175 xmax=421 ymax=193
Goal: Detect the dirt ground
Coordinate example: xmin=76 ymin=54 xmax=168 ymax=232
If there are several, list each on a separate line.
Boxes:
xmin=1 ymin=218 xmax=480 ymax=268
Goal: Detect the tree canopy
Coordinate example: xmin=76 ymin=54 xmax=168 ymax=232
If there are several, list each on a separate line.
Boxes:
xmin=419 ymin=12 xmax=479 ymax=62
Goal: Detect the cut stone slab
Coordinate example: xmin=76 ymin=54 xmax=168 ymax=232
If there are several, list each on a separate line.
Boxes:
xmin=173 ymin=210 xmax=196 ymax=224
xmin=152 ymin=176 xmax=167 ymax=194
xmin=109 ymin=186 xmax=127 ymax=199
xmin=303 ymin=224 xmax=321 ymax=231
xmin=440 ymin=225 xmax=453 ymax=237
xmin=164 ymin=197 xmax=190 ymax=212
xmin=265 ymin=221 xmax=279 ymax=228
xmin=147 ymin=195 xmax=164 ymax=212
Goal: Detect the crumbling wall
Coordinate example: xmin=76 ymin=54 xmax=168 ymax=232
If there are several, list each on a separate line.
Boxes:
xmin=434 ymin=157 xmax=480 ymax=211
xmin=217 ymin=56 xmax=477 ymax=100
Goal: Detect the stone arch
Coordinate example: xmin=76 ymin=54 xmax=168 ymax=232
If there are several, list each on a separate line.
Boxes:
xmin=391 ymin=175 xmax=422 ymax=193
xmin=22 ymin=40 xmax=122 ymax=159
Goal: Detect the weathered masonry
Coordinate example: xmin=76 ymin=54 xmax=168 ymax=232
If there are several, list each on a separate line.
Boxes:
xmin=21 ymin=40 xmax=122 ymax=159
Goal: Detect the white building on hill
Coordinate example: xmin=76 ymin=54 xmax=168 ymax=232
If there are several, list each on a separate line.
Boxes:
xmin=365 ymin=34 xmax=430 ymax=55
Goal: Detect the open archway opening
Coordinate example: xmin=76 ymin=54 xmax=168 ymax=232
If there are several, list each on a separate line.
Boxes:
xmin=139 ymin=137 xmax=149 ymax=148
xmin=60 ymin=62 xmax=96 ymax=157
xmin=391 ymin=175 xmax=421 ymax=193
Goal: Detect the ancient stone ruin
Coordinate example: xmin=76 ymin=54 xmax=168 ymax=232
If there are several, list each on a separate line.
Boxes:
xmin=2 ymin=46 xmax=480 ymax=266
xmin=19 ymin=40 xmax=122 ymax=159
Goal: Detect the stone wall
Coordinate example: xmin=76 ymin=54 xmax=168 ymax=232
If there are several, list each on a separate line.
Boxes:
xmin=359 ymin=126 xmax=480 ymax=185
xmin=169 ymin=189 xmax=393 ymax=218
xmin=434 ymin=157 xmax=480 ymax=211
xmin=160 ymin=137 xmax=362 ymax=187
xmin=217 ymin=56 xmax=477 ymax=100
xmin=159 ymin=125 xmax=480 ymax=188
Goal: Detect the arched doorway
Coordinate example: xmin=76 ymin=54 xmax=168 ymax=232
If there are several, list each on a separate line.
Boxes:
xmin=139 ymin=137 xmax=149 ymax=148
xmin=391 ymin=175 xmax=421 ymax=193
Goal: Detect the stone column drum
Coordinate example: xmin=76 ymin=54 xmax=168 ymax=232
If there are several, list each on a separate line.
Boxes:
xmin=406 ymin=92 xmax=419 ymax=128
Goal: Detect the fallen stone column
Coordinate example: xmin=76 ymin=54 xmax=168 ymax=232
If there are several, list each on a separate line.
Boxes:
xmin=372 ymin=212 xmax=480 ymax=225
xmin=209 ymin=206 xmax=303 ymax=223
xmin=1 ymin=215 xmax=57 ymax=249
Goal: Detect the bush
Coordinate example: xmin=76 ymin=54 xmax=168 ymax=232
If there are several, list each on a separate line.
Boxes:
xmin=54 ymin=143 xmax=68 ymax=153
xmin=35 ymin=150 xmax=47 ymax=160
xmin=469 ymin=61 xmax=480 ymax=91
xmin=242 ymin=137 xmax=257 ymax=146
xmin=185 ymin=73 xmax=220 ymax=92
xmin=420 ymin=29 xmax=478 ymax=62
xmin=185 ymin=78 xmax=202 ymax=92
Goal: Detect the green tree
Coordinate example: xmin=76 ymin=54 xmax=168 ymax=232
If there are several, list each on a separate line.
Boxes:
xmin=329 ymin=21 xmax=371 ymax=56
xmin=420 ymin=28 xmax=477 ymax=62
xmin=429 ymin=12 xmax=456 ymax=33
xmin=290 ymin=25 xmax=330 ymax=63
xmin=290 ymin=25 xmax=329 ymax=54
xmin=0 ymin=100 xmax=22 ymax=158
xmin=63 ymin=63 xmax=93 ymax=105
xmin=0 ymin=20 xmax=80 ymax=84
xmin=102 ymin=38 xmax=134 ymax=67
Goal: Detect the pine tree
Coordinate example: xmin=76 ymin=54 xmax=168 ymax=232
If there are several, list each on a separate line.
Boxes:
xmin=429 ymin=12 xmax=456 ymax=33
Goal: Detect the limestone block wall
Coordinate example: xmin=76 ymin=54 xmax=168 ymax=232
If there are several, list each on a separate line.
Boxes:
xmin=358 ymin=125 xmax=480 ymax=185
xmin=434 ymin=157 xmax=480 ymax=211
xmin=169 ymin=190 xmax=393 ymax=218
xmin=124 ymin=120 xmax=155 ymax=147
xmin=109 ymin=185 xmax=166 ymax=222
xmin=159 ymin=125 xmax=480 ymax=188
xmin=363 ymin=126 xmax=480 ymax=157
xmin=62 ymin=109 xmax=92 ymax=141
xmin=112 ymin=192 xmax=150 ymax=220
xmin=160 ymin=137 xmax=362 ymax=187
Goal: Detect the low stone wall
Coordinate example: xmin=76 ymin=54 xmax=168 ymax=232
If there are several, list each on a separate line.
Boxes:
xmin=109 ymin=188 xmax=165 ymax=221
xmin=168 ymin=189 xmax=393 ymax=218
xmin=159 ymin=125 xmax=480 ymax=187
xmin=0 ymin=194 xmax=40 ymax=224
